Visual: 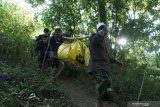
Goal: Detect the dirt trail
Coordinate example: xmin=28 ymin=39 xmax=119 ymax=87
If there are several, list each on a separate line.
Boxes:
xmin=58 ymin=78 xmax=96 ymax=107
xmin=58 ymin=78 xmax=120 ymax=107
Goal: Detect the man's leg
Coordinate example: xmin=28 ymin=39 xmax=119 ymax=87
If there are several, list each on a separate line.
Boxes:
xmin=38 ymin=50 xmax=44 ymax=68
xmin=96 ymin=99 xmax=103 ymax=107
xmin=47 ymin=50 xmax=55 ymax=73
xmin=55 ymin=61 xmax=64 ymax=79
xmin=93 ymin=70 xmax=112 ymax=107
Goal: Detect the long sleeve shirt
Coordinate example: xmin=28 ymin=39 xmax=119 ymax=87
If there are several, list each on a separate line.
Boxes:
xmin=50 ymin=35 xmax=64 ymax=52
xmin=88 ymin=32 xmax=112 ymax=72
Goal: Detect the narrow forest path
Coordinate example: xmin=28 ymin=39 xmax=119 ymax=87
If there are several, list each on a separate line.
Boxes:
xmin=58 ymin=77 xmax=120 ymax=107
xmin=58 ymin=78 xmax=96 ymax=107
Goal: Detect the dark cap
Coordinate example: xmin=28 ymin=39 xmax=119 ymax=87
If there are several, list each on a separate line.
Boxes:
xmin=43 ymin=28 xmax=50 ymax=33
xmin=55 ymin=28 xmax=62 ymax=32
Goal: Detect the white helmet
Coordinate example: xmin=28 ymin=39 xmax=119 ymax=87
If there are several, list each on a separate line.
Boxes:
xmin=97 ymin=22 xmax=105 ymax=30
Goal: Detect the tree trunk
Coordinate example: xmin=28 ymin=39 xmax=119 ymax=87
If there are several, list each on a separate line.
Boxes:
xmin=98 ymin=0 xmax=106 ymax=24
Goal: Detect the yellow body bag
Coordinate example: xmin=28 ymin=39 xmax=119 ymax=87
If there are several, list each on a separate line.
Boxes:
xmin=58 ymin=40 xmax=90 ymax=67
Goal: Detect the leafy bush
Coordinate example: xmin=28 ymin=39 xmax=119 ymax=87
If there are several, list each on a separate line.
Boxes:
xmin=0 ymin=61 xmax=74 ymax=107
xmin=0 ymin=1 xmax=35 ymax=64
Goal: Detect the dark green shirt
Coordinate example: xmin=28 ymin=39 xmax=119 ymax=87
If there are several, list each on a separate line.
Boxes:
xmin=88 ymin=32 xmax=112 ymax=72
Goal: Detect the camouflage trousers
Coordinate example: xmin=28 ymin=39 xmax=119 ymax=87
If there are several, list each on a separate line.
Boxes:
xmin=92 ymin=69 xmax=113 ymax=101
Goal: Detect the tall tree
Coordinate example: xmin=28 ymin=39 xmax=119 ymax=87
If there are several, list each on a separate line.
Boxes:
xmin=97 ymin=0 xmax=106 ymax=23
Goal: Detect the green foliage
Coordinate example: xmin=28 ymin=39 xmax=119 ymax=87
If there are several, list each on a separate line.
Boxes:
xmin=25 ymin=0 xmax=45 ymax=7
xmin=1 ymin=0 xmax=160 ymax=106
xmin=97 ymin=62 xmax=160 ymax=106
xmin=41 ymin=0 xmax=84 ymax=34
xmin=0 ymin=2 xmax=74 ymax=107
xmin=0 ymin=61 xmax=74 ymax=107
xmin=0 ymin=1 xmax=35 ymax=64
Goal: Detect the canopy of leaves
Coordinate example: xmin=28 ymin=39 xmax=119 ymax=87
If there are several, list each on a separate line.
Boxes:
xmin=26 ymin=0 xmax=160 ymax=76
